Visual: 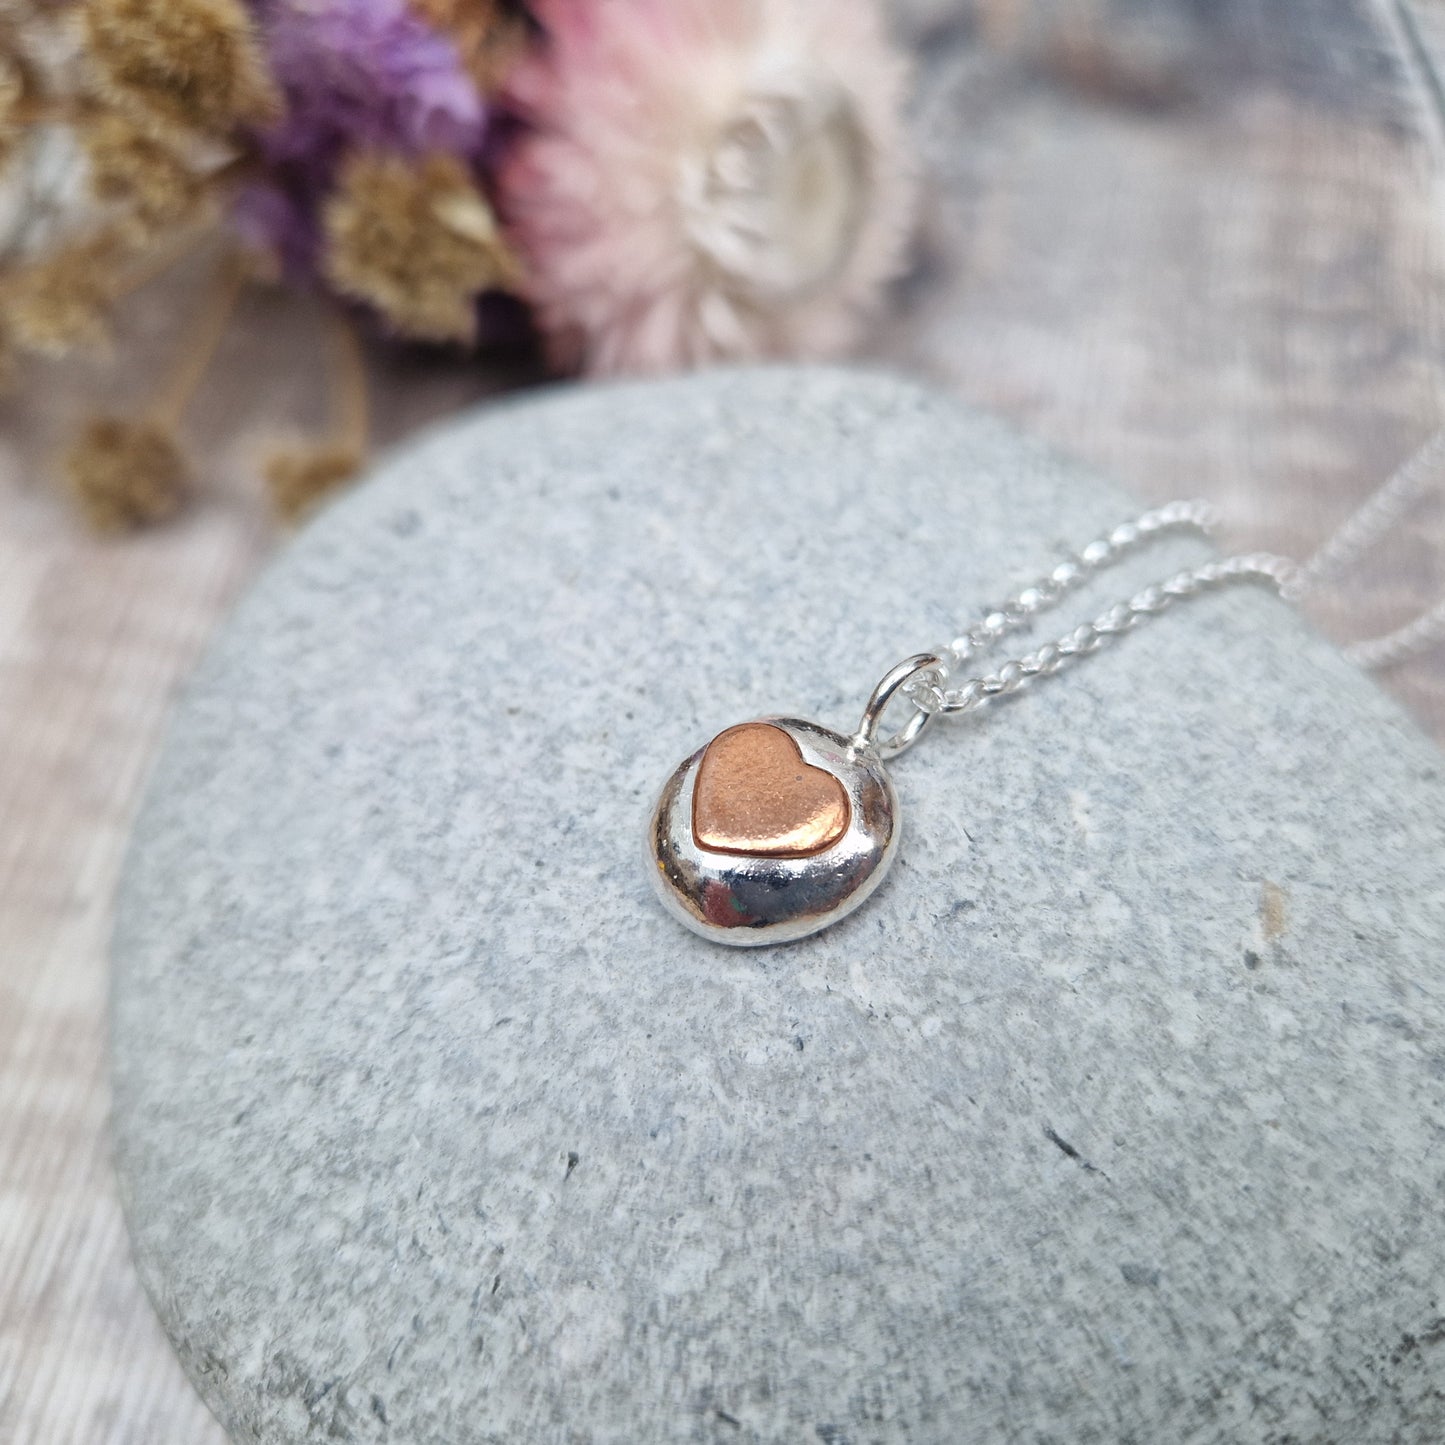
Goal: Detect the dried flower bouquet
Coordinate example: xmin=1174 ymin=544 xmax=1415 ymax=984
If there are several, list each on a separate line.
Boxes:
xmin=0 ymin=0 xmax=915 ymax=529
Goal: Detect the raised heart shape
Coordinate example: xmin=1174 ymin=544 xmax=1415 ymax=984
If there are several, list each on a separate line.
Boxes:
xmin=692 ymin=723 xmax=851 ymax=858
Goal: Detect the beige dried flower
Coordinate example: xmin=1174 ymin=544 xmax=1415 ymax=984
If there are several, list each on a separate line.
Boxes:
xmin=0 ymin=42 xmax=38 ymax=171
xmin=264 ymin=443 xmax=362 ymax=525
xmin=2 ymin=231 xmax=128 ymax=356
xmin=62 ymin=415 xmax=189 ymax=531
xmin=322 ymin=150 xmax=519 ymax=345
xmin=81 ymin=111 xmax=209 ymax=235
xmin=82 ymin=0 xmax=278 ymax=137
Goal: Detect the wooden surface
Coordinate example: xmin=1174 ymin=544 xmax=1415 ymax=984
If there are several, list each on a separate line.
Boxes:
xmin=3 ymin=2 xmax=1445 ymax=1440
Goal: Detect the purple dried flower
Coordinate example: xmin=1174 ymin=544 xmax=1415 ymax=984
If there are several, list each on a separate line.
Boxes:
xmin=237 ymin=0 xmax=490 ymax=278
xmin=258 ymin=0 xmax=484 ymax=159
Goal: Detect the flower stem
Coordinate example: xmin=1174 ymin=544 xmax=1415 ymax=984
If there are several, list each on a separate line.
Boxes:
xmin=327 ymin=306 xmax=369 ymax=455
xmin=149 ymin=250 xmax=245 ymax=428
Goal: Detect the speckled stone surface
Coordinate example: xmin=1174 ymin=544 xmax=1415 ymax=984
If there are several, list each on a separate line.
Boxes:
xmin=112 ymin=368 xmax=1445 ymax=1445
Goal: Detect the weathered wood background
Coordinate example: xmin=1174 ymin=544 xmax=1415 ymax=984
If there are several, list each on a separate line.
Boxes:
xmin=3 ymin=2 xmax=1444 ymax=1439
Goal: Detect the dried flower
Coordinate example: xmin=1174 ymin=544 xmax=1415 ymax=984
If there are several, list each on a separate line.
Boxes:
xmin=264 ymin=442 xmax=362 ymax=523
xmin=234 ymin=0 xmax=490 ymax=278
xmin=82 ymin=0 xmax=278 ymax=137
xmin=321 ymin=149 xmax=517 ymax=343
xmin=0 ymin=44 xmax=35 ymax=171
xmin=255 ymin=0 xmax=485 ymax=158
xmin=411 ymin=0 xmax=530 ymax=92
xmin=53 ymin=252 xmax=243 ymax=531
xmin=62 ymin=416 xmax=189 ymax=531
xmin=2 ymin=231 xmax=128 ymax=356
xmin=82 ymin=111 xmax=210 ymax=235
xmin=498 ymin=0 xmax=916 ymax=374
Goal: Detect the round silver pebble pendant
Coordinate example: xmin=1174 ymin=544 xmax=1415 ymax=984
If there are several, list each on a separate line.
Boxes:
xmin=647 ymin=717 xmax=901 ymax=946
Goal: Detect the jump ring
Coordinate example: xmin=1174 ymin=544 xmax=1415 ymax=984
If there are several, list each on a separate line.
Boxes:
xmin=855 ymin=653 xmax=945 ymax=760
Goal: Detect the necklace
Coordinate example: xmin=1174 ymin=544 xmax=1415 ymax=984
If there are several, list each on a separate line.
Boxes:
xmin=646 ymin=407 xmax=1445 ymax=944
xmin=646 ymin=499 xmax=1301 ymax=944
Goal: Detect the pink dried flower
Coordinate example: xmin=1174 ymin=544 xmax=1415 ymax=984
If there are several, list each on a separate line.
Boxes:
xmin=497 ymin=0 xmax=916 ymax=375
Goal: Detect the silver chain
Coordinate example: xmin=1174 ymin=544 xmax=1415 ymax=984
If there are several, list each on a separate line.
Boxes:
xmin=1286 ymin=429 xmax=1445 ymax=601
xmin=1342 ymin=596 xmax=1445 ymax=671
xmin=859 ymin=432 xmax=1445 ymax=759
xmin=862 ymin=502 xmax=1297 ymax=757
xmin=1289 ymin=429 xmax=1445 ymax=669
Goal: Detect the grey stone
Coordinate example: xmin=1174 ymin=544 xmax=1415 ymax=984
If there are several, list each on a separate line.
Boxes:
xmin=112 ymin=367 xmax=1445 ymax=1445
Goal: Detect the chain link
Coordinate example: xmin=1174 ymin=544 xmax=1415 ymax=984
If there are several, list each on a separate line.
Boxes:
xmin=941 ymin=499 xmax=1219 ymax=665
xmin=883 ymin=503 xmax=1299 ymax=733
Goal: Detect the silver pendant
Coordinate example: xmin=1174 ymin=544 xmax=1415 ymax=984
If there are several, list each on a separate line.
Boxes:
xmin=646 ymin=657 xmax=940 ymax=946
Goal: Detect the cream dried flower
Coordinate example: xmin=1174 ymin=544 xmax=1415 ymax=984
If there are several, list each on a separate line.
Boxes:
xmin=264 ymin=443 xmax=362 ymax=524
xmin=62 ymin=416 xmax=189 ymax=531
xmin=498 ymin=0 xmax=916 ymax=374
xmin=82 ymin=111 xmax=210 ymax=235
xmin=0 ymin=44 xmax=34 ymax=172
xmin=322 ymin=149 xmax=519 ymax=345
xmin=2 ymin=231 xmax=128 ymax=356
xmin=82 ymin=0 xmax=278 ymax=137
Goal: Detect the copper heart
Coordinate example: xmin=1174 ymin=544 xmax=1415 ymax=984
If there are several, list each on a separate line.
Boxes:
xmin=692 ymin=723 xmax=851 ymax=858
